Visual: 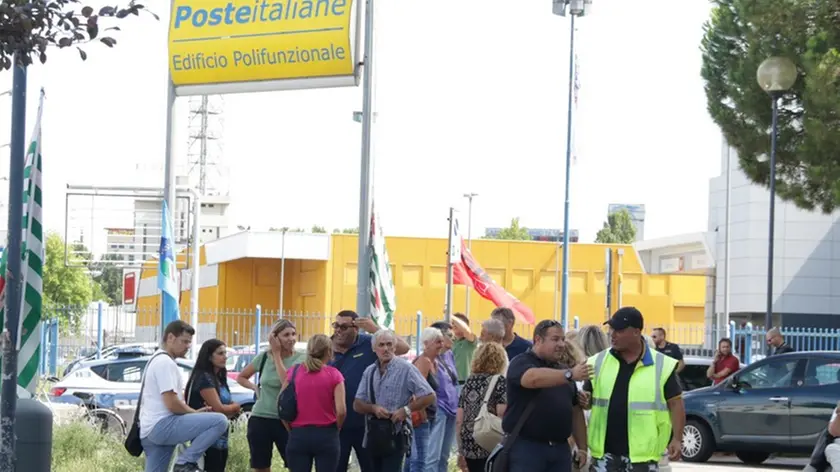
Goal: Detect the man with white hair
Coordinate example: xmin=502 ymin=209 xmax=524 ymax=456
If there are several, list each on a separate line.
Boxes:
xmin=480 ymin=318 xmax=505 ymax=344
xmin=355 ymin=330 xmax=436 ymax=472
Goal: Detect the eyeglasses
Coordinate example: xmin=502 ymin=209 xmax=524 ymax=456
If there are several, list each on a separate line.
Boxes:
xmin=332 ymin=322 xmax=354 ymax=331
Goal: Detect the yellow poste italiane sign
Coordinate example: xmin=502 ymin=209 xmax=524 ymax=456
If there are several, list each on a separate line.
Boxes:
xmin=168 ymin=0 xmax=355 ymax=87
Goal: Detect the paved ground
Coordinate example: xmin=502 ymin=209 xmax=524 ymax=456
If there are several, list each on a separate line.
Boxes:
xmin=672 ymin=456 xmax=807 ymax=471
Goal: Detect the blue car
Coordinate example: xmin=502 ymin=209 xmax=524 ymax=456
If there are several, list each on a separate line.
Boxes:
xmin=681 ymin=351 xmax=840 ymax=465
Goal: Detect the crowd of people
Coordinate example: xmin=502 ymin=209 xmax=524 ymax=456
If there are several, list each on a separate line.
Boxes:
xmin=132 ymin=306 xmax=691 ymax=472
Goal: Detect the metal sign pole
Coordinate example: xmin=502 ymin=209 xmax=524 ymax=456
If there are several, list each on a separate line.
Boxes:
xmin=0 ymin=54 xmax=27 ymax=470
xmin=354 ymin=0 xmax=376 ymax=318
xmin=445 ymin=207 xmax=455 ymax=323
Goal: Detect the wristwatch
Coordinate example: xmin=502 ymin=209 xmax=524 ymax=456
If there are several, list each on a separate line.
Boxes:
xmin=403 ymin=406 xmax=411 ymax=416
xmin=564 ymin=370 xmax=574 ymax=382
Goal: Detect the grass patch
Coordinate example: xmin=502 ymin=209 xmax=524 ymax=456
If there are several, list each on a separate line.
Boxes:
xmin=52 ymin=418 xmax=285 ymax=471
xmin=53 ymin=418 xmax=460 ymax=471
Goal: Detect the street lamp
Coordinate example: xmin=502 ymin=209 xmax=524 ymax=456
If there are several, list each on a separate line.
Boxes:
xmin=553 ymin=0 xmax=591 ymax=329
xmin=463 ymin=192 xmax=477 ymax=316
xmin=756 ymin=56 xmax=797 ymax=331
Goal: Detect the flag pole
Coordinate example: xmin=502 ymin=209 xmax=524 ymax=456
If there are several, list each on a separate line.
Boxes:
xmin=0 ymin=53 xmax=28 ymax=470
xmin=445 ymin=207 xmax=455 ymax=323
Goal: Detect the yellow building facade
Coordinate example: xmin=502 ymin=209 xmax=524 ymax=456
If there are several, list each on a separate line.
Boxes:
xmin=135 ymin=232 xmax=705 ymax=343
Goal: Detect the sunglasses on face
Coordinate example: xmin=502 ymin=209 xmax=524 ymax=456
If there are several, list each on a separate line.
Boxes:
xmin=332 ymin=322 xmax=355 ymax=331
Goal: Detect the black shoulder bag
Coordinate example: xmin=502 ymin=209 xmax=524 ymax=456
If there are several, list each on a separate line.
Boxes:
xmin=124 ymin=351 xmax=169 ymax=457
xmin=486 ymin=399 xmax=538 ymax=472
xmin=365 ymin=367 xmax=407 ymax=457
xmin=277 ymin=365 xmax=302 ymax=422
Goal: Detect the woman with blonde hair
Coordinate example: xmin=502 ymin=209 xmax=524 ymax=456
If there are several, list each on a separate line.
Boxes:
xmin=283 ymin=334 xmax=346 ymax=472
xmin=576 ymin=324 xmax=609 ymax=358
xmin=455 ymin=342 xmax=507 ymax=472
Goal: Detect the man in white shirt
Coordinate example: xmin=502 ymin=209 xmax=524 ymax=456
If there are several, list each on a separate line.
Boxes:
xmin=140 ymin=320 xmax=228 ymax=472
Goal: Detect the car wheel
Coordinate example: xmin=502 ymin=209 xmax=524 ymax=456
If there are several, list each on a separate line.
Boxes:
xmin=682 ymin=419 xmax=714 ymax=463
xmin=735 ymin=451 xmax=770 ymax=465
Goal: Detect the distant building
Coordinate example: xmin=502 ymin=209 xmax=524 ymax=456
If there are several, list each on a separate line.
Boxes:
xmin=484 ymin=227 xmax=579 ymax=243
xmin=104 ymin=228 xmax=138 ymax=264
xmin=607 ymin=204 xmax=646 ymax=241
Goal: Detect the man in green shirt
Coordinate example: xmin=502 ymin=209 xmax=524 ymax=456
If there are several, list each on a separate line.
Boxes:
xmin=450 ymin=313 xmax=477 ymax=392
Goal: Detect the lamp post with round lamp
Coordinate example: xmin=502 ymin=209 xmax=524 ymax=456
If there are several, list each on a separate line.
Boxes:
xmin=756 ymin=56 xmax=797 ymax=331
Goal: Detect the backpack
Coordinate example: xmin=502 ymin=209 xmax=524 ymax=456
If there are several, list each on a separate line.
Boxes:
xmin=276 ymin=365 xmax=302 ymax=422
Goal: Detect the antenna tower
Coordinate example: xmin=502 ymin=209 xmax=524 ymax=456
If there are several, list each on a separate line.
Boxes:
xmin=187 ymin=95 xmax=228 ymax=196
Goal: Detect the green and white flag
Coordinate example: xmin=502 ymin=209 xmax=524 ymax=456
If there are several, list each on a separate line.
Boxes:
xmin=0 ymin=90 xmax=45 ymax=394
xmin=369 ymin=205 xmax=396 ymax=330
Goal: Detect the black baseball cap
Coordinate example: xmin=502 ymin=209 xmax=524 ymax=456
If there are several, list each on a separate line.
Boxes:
xmin=604 ymin=307 xmax=644 ymax=330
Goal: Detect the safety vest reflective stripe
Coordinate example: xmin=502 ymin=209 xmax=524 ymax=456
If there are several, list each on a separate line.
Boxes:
xmin=591 ymin=398 xmax=667 ymax=411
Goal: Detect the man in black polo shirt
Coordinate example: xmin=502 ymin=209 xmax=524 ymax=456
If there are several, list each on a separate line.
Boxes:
xmin=504 ymin=320 xmax=592 ymax=472
xmin=650 ymin=328 xmax=685 ymax=373
xmin=584 ymin=308 xmax=685 ymax=472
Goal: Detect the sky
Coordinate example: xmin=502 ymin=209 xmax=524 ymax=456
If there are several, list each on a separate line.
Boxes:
xmin=0 ymin=0 xmax=723 ymax=255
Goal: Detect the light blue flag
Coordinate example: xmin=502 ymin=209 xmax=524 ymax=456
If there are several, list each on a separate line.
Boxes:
xmin=158 ymin=200 xmax=180 ymax=332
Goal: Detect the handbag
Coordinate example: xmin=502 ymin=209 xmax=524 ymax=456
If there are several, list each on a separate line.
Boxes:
xmin=124 ymin=351 xmax=169 ymax=457
xmin=486 ymin=399 xmax=537 ymax=472
xmin=473 ymin=375 xmax=504 ymax=452
xmin=277 ymin=365 xmax=302 ymax=422
xmin=365 ymin=367 xmax=406 ymax=457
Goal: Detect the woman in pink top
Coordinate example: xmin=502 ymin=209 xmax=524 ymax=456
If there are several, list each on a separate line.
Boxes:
xmin=283 ymin=334 xmax=346 ymax=472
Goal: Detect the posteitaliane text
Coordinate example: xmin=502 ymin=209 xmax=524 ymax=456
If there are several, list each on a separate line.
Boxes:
xmin=173 ymin=0 xmax=348 ymax=29
xmin=171 ymin=45 xmax=347 ymax=71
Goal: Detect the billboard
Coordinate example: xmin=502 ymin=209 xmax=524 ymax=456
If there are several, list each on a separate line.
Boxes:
xmin=484 ymin=228 xmax=579 ymax=243
xmin=168 ymin=0 xmax=362 ymax=95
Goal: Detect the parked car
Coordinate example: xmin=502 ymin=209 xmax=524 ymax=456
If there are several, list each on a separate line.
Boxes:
xmin=226 ymin=342 xmax=308 ymax=380
xmin=679 ymin=355 xmax=746 ymax=392
xmin=63 ymin=342 xmax=159 ymax=376
xmin=50 ymin=354 xmax=256 ymax=415
xmin=680 ymin=351 xmax=840 ymax=464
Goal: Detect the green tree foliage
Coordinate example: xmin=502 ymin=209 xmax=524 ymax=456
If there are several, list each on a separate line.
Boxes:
xmin=0 ymin=0 xmax=155 ymax=68
xmin=485 ymin=217 xmax=531 ymax=241
xmin=43 ymin=232 xmax=94 ymax=329
xmin=90 ymin=254 xmax=125 ymax=305
xmin=333 ymin=227 xmax=359 ymax=234
xmin=702 ymin=0 xmax=840 ymax=212
xmin=311 ymin=225 xmax=327 ymax=233
xmin=595 ymin=209 xmax=637 ymax=244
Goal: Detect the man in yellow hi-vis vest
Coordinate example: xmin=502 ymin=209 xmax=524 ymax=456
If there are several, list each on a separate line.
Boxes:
xmin=582 ymin=307 xmax=685 ymax=472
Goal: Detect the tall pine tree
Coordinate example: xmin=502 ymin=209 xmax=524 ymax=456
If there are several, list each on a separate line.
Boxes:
xmin=702 ymin=0 xmax=840 ymax=212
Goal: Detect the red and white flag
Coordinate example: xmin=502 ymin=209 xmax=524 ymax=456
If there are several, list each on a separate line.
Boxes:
xmin=452 ymin=240 xmax=536 ymax=325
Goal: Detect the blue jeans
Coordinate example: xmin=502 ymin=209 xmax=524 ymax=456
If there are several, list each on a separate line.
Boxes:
xmin=508 ymin=437 xmax=571 ymax=472
xmin=404 ymin=422 xmax=431 ymax=472
xmin=425 ymin=412 xmax=456 ymax=472
xmin=141 ymin=412 xmax=229 ymax=472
